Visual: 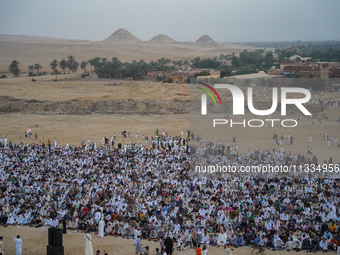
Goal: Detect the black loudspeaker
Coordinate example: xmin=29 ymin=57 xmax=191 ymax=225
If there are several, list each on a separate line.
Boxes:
xmin=53 ymin=229 xmax=63 ymax=247
xmin=48 ymin=227 xmax=56 ymax=246
xmin=48 ymin=227 xmax=63 ymax=247
xmin=47 ymin=245 xmax=64 ymax=255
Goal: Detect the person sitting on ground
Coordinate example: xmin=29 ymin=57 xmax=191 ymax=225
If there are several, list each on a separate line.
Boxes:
xmin=234 ymin=234 xmax=244 ymax=248
xmin=302 ymin=237 xmax=311 ymax=251
xmin=319 ymin=238 xmax=328 ymax=252
xmin=285 ymin=237 xmax=294 ymax=251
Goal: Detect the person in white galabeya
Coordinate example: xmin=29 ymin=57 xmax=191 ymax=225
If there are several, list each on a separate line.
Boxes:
xmin=14 ymin=235 xmax=23 ymax=255
xmin=85 ymin=233 xmax=93 ymax=255
xmin=98 ymin=214 xmax=105 ymax=238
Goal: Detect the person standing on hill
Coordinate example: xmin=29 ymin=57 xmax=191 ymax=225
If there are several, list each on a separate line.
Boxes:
xmin=164 ymin=236 xmax=173 ymax=255
xmin=84 ymin=234 xmax=93 ymax=255
xmin=13 ymin=235 xmax=23 ymax=255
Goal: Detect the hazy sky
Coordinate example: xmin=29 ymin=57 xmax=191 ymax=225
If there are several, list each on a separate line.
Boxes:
xmin=0 ymin=0 xmax=339 ymax=42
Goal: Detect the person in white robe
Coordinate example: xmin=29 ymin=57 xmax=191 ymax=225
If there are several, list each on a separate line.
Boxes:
xmin=84 ymin=233 xmax=93 ymax=255
xmin=134 ymin=228 xmax=141 ymax=245
xmin=6 ymin=214 xmax=14 ymax=225
xmin=98 ymin=218 xmax=105 ymax=238
xmin=336 ymin=245 xmax=340 ymax=255
xmin=217 ymin=230 xmax=227 ymax=246
xmin=94 ymin=211 xmax=101 ymax=224
xmin=14 ymin=235 xmax=23 ymax=255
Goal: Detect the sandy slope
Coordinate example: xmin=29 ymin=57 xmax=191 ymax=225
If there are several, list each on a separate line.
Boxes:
xmin=0 ymin=225 xmax=321 ymax=255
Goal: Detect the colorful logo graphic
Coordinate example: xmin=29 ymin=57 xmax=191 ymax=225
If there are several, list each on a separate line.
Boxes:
xmin=196 ymin=82 xmax=222 ymax=106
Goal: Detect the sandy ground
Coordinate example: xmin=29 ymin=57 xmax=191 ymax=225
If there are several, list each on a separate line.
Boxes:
xmin=0 ymin=40 xmax=256 ymax=72
xmin=0 ymin=113 xmax=190 ymax=146
xmin=0 ymin=78 xmax=190 ymax=102
xmin=0 ymin=225 xmax=328 ymax=255
xmin=0 ymin=112 xmax=339 ymax=163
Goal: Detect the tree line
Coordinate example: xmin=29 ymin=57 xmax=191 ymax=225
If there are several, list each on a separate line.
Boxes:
xmin=7 ymin=55 xmax=80 ymax=81
xmin=5 ymin=43 xmax=340 ymax=80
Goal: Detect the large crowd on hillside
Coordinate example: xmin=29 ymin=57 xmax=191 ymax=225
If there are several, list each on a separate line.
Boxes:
xmin=1 ymin=132 xmax=340 ymax=254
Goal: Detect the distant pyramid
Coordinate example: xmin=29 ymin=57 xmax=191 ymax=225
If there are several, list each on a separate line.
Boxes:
xmin=196 ymin=35 xmax=216 ymax=43
xmin=103 ymin=28 xmax=142 ymax=43
xmin=149 ymin=34 xmax=177 ymax=43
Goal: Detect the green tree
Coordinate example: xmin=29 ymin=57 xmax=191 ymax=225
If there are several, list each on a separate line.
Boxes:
xmin=172 ymin=61 xmax=178 ymax=70
xmin=59 ymin=59 xmax=67 ymax=74
xmin=50 ymin=59 xmax=59 ymax=81
xmin=80 ymin=61 xmax=88 ymax=72
xmin=219 ymin=65 xmax=234 ymax=78
xmin=231 ymin=57 xmax=240 ymax=68
xmin=9 ymin=60 xmax=20 ymax=77
xmin=183 ymin=60 xmax=189 ymax=70
xmin=194 ymin=71 xmax=210 ymax=77
xmin=88 ymin=57 xmax=101 ymax=73
xmin=67 ymin=55 xmax=76 ymax=73
xmin=28 ymin=65 xmax=34 ymax=80
xmin=177 ymin=60 xmax=183 ymax=70
xmin=264 ymin=52 xmax=274 ymax=65
xmin=34 ymin=63 xmax=42 ymax=75
xmin=157 ymin=57 xmax=171 ymax=71
xmin=71 ymin=61 xmax=79 ymax=73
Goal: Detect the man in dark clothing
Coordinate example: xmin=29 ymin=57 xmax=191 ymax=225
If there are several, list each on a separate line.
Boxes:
xmin=164 ymin=236 xmax=173 ymax=255
xmin=310 ymin=237 xmax=319 ymax=252
xmin=321 ymin=222 xmax=329 ymax=233
xmin=302 ymin=238 xmax=310 ymax=250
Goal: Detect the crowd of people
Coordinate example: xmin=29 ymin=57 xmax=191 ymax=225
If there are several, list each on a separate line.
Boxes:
xmin=1 ymin=130 xmax=340 ymax=255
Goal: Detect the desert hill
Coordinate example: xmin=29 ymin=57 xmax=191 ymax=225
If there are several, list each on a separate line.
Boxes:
xmin=196 ymin=34 xmax=216 ymax=43
xmin=0 ymin=34 xmax=90 ymax=43
xmin=149 ymin=34 xmax=177 ymax=43
xmin=0 ymin=29 xmax=260 ymax=71
xmin=103 ymin=28 xmax=142 ymax=43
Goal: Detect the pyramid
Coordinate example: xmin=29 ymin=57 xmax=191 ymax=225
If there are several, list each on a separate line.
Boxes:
xmin=149 ymin=34 xmax=177 ymax=43
xmin=196 ymin=35 xmax=216 ymax=43
xmin=103 ymin=28 xmax=142 ymax=43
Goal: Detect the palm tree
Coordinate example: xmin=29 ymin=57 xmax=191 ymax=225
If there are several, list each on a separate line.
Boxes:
xmin=59 ymin=59 xmax=67 ymax=74
xmin=80 ymin=61 xmax=88 ymax=73
xmin=172 ymin=61 xmax=178 ymax=70
xmin=183 ymin=60 xmax=189 ymax=71
xmin=34 ymin=63 xmax=42 ymax=75
xmin=157 ymin=57 xmax=171 ymax=71
xmin=50 ymin=59 xmax=59 ymax=81
xmin=88 ymin=57 xmax=101 ymax=74
xmin=177 ymin=60 xmax=183 ymax=70
xmin=71 ymin=61 xmax=79 ymax=73
xmin=28 ymin=65 xmax=34 ymax=81
xmin=67 ymin=55 xmax=76 ymax=73
xmin=111 ymin=57 xmax=121 ymax=78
